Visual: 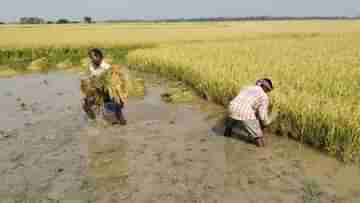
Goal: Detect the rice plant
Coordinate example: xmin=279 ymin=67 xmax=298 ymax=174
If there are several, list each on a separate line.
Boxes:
xmin=127 ymin=33 xmax=360 ymax=162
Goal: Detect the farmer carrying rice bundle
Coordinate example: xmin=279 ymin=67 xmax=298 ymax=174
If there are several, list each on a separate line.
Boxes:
xmin=224 ymin=78 xmax=277 ymax=147
xmin=80 ymin=48 xmax=128 ymax=125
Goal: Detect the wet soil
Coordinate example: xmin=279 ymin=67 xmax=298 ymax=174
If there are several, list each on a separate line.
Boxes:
xmin=0 ymin=71 xmax=360 ymax=203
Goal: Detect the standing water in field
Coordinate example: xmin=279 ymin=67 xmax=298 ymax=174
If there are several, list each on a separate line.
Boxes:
xmin=0 ymin=71 xmax=359 ymax=203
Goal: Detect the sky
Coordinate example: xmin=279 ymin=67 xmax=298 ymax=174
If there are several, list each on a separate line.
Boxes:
xmin=1 ymin=0 xmax=360 ymax=22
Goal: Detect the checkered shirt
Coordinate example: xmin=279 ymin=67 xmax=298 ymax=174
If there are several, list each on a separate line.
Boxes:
xmin=229 ymin=86 xmax=270 ymax=125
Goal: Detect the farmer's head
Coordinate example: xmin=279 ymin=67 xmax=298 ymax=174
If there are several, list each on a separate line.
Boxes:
xmin=256 ymin=78 xmax=273 ymax=93
xmin=89 ymin=48 xmax=103 ymax=66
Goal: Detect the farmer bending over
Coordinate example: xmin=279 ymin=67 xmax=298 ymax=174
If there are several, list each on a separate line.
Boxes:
xmin=224 ymin=78 xmax=275 ymax=147
xmin=81 ymin=48 xmax=128 ymax=125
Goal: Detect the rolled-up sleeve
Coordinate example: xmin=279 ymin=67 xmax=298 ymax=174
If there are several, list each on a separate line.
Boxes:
xmin=258 ymin=96 xmax=270 ymax=126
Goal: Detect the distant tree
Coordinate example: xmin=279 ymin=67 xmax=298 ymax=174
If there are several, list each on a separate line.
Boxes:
xmin=72 ymin=21 xmax=81 ymax=24
xmin=0 ymin=22 xmax=5 ymax=24
xmin=20 ymin=17 xmax=45 ymax=24
xmin=84 ymin=16 xmax=92 ymax=24
xmin=46 ymin=21 xmax=54 ymax=24
xmin=56 ymin=19 xmax=70 ymax=24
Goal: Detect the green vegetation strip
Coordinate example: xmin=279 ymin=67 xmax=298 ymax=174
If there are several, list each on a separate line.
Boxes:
xmin=0 ymin=45 xmax=153 ymax=74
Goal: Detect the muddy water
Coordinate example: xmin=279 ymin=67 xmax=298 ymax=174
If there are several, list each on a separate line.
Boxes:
xmin=0 ymin=71 xmax=360 ymax=203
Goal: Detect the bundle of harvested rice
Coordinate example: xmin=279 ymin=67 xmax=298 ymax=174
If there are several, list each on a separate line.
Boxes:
xmin=80 ymin=77 xmax=105 ymax=115
xmin=80 ymin=64 xmax=129 ymax=108
xmin=108 ymin=64 xmax=128 ymax=104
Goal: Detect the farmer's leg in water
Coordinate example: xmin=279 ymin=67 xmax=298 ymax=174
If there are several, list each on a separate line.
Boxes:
xmin=248 ymin=120 xmax=265 ymax=147
xmin=82 ymin=96 xmax=96 ymax=119
xmin=255 ymin=137 xmax=265 ymax=147
xmin=114 ymin=101 xmax=127 ymax=125
xmin=224 ymin=117 xmax=237 ymax=137
xmin=102 ymin=91 xmax=126 ymax=125
xmin=239 ymin=120 xmax=266 ymax=147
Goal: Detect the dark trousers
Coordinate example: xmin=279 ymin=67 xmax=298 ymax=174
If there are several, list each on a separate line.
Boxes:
xmin=83 ymin=90 xmax=126 ymax=125
xmin=113 ymin=101 xmax=126 ymax=125
xmin=224 ymin=117 xmax=237 ymax=137
xmin=103 ymin=95 xmax=127 ymax=125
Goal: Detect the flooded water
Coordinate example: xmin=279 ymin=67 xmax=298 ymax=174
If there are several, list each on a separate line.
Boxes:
xmin=0 ymin=71 xmax=359 ymax=203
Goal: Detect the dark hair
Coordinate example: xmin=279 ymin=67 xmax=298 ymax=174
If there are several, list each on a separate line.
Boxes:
xmin=263 ymin=78 xmax=273 ymax=90
xmin=88 ymin=48 xmax=103 ymax=59
xmin=256 ymin=78 xmax=274 ymax=90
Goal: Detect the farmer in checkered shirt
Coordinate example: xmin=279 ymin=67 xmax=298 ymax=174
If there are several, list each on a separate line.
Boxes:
xmin=224 ymin=78 xmax=275 ymax=147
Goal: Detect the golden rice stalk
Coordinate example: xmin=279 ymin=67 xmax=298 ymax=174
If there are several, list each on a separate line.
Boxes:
xmin=107 ymin=64 xmax=129 ymax=104
xmin=0 ymin=67 xmax=18 ymax=78
xmin=27 ymin=57 xmax=50 ymax=71
xmin=56 ymin=59 xmax=73 ymax=69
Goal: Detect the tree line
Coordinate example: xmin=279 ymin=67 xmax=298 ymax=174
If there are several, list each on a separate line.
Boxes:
xmin=106 ymin=16 xmax=360 ymax=23
xmin=0 ymin=16 xmax=94 ymax=24
xmin=1 ymin=16 xmax=359 ymax=25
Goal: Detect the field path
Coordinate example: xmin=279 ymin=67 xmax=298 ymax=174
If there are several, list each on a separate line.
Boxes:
xmin=0 ymin=71 xmax=359 ymax=203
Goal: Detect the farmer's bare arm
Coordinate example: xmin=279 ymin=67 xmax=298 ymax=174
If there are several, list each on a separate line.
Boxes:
xmin=258 ymin=97 xmax=271 ymax=127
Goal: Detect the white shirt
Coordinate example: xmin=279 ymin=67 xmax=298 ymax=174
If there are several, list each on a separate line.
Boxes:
xmin=89 ymin=61 xmax=111 ymax=77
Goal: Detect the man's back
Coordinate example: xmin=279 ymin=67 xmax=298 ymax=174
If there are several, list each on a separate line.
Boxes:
xmin=229 ymin=86 xmax=268 ymax=121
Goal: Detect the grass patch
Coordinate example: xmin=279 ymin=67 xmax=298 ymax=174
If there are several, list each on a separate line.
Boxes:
xmin=0 ymin=66 xmax=19 ymax=78
xmin=128 ymin=78 xmax=146 ymax=98
xmin=161 ymin=83 xmax=198 ymax=103
xmin=303 ymin=179 xmax=322 ymax=203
